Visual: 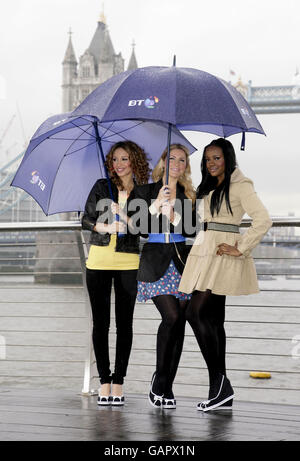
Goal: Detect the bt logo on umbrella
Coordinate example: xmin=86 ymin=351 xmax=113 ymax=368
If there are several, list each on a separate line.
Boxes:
xmin=30 ymin=171 xmax=46 ymax=191
xmin=128 ymin=96 xmax=159 ymax=109
xmin=144 ymin=96 xmax=159 ymax=109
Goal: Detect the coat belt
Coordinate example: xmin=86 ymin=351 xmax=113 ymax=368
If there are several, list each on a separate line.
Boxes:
xmin=204 ymin=222 xmax=240 ymax=233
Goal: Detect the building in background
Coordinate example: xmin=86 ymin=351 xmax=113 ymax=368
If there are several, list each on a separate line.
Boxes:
xmin=0 ymin=10 xmax=139 ymax=224
xmin=62 ymin=10 xmax=138 ymax=112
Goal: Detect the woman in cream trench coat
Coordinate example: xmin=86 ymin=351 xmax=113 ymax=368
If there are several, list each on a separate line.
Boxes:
xmin=179 ymin=138 xmax=272 ymax=412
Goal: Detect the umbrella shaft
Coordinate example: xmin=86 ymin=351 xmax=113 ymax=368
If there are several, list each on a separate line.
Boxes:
xmin=93 ymin=120 xmax=123 ymax=234
xmin=165 ymin=123 xmax=172 ymax=186
xmin=93 ymin=121 xmax=114 ymax=200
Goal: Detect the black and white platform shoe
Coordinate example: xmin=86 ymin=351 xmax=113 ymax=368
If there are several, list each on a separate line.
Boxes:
xmin=148 ymin=372 xmax=164 ymax=408
xmin=197 ymin=375 xmax=234 ymax=412
xmin=97 ymin=394 xmax=112 ymax=406
xmin=111 ymin=395 xmax=125 ymax=406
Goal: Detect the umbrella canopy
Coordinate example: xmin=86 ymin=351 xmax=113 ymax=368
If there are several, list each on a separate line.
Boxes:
xmin=10 ymin=113 xmax=196 ymax=215
xmin=72 ymin=66 xmax=265 ymax=139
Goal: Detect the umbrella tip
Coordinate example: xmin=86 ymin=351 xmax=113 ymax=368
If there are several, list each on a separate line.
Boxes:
xmin=173 ymin=55 xmax=176 ymax=66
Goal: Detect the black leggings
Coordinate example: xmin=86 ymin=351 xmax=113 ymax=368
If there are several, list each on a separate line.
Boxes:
xmin=185 ymin=290 xmax=226 ymax=385
xmin=152 ymin=295 xmax=188 ymax=395
xmin=86 ymin=268 xmax=137 ymax=385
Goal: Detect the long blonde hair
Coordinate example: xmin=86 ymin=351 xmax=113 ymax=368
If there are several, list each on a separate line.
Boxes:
xmin=152 ymin=144 xmax=196 ymax=204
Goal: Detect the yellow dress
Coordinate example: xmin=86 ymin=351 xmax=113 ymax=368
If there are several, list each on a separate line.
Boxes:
xmin=178 ymin=168 xmax=272 ymax=296
xmin=86 ymin=190 xmax=139 ymax=271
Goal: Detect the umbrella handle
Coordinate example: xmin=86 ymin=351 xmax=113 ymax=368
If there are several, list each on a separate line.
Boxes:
xmin=165 ymin=123 xmax=172 ymax=186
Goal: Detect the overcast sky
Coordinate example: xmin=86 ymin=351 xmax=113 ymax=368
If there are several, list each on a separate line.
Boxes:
xmin=1 ymin=0 xmax=300 ymax=216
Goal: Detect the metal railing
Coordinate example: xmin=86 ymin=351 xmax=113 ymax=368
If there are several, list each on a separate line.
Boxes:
xmin=0 ymin=219 xmax=299 ymax=405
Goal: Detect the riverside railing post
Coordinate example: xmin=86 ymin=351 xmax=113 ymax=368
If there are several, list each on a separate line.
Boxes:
xmin=75 ymin=228 xmax=96 ymax=395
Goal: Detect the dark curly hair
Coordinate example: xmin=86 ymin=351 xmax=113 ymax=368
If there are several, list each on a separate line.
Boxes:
xmin=105 ymin=141 xmax=151 ymax=189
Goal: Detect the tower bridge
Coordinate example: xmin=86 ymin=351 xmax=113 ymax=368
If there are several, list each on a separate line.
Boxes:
xmin=249 ymin=85 xmax=300 ymax=114
xmin=234 ymin=78 xmax=300 ymax=114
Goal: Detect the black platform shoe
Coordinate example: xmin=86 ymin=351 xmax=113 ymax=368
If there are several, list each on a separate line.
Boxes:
xmin=148 ymin=372 xmax=163 ymax=408
xmin=197 ymin=375 xmax=234 ymax=412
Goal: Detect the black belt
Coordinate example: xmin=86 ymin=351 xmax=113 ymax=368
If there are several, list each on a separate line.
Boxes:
xmin=204 ymin=222 xmax=239 ymax=233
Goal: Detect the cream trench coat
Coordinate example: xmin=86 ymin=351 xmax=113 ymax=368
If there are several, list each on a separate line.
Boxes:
xmin=179 ymin=168 xmax=272 ymax=296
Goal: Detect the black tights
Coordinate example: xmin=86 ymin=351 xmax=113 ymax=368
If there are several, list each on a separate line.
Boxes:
xmin=152 ymin=295 xmax=188 ymax=396
xmin=185 ymin=290 xmax=226 ymax=386
xmin=86 ymin=268 xmax=137 ymax=385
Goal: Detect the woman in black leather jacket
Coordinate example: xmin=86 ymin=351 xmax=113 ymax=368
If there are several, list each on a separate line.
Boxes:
xmin=134 ymin=144 xmax=196 ymax=409
xmin=82 ymin=140 xmax=149 ymax=406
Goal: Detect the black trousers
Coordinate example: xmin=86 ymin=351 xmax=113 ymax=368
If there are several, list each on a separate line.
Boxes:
xmin=86 ymin=268 xmax=137 ymax=385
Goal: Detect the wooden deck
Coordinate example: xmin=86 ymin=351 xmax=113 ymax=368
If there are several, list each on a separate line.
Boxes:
xmin=0 ymin=388 xmax=299 ymax=442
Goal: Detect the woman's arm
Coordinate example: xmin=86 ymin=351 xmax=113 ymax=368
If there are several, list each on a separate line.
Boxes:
xmin=237 ymin=181 xmax=272 ymax=256
xmin=81 ymin=180 xmax=102 ymax=232
xmin=81 ymin=180 xmax=125 ymax=234
xmin=217 ymin=180 xmax=272 ymax=257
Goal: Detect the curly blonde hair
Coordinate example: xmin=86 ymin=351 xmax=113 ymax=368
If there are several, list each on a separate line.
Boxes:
xmin=105 ymin=141 xmax=150 ymax=189
xmin=152 ymin=144 xmax=196 ymax=204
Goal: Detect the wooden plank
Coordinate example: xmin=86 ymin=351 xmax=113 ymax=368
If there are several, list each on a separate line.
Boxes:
xmin=0 ymin=376 xmax=83 ymax=389
xmin=0 ymin=302 xmax=86 ymax=316
xmin=0 ymin=331 xmax=87 ymax=347
xmin=0 ymin=286 xmax=85 ymax=302
xmin=0 ymin=361 xmax=85 ymax=376
xmin=0 ymin=316 xmax=88 ymax=332
xmin=3 ymin=345 xmax=86 ymax=361
xmin=225 ymin=306 xmax=298 ymax=323
xmin=227 ymin=291 xmax=300 ymax=307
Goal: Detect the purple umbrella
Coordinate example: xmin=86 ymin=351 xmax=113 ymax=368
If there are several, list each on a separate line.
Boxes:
xmin=72 ymin=63 xmax=265 ymax=184
xmin=10 ymin=114 xmax=196 ymax=215
xmin=72 ymin=64 xmax=265 ymax=141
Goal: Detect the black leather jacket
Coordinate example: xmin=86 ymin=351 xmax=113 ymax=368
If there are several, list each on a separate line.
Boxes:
xmin=134 ymin=180 xmax=196 ymax=282
xmin=81 ymin=179 xmax=140 ymax=254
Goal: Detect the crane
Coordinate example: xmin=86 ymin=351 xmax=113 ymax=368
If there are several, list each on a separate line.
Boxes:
xmin=0 ymin=115 xmax=16 ymax=149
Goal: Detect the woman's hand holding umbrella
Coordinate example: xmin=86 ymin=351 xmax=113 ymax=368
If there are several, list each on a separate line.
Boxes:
xmin=110 ymin=201 xmax=133 ymax=233
xmin=161 ymin=201 xmax=175 ymax=223
xmin=152 ymin=185 xmax=171 ymax=211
